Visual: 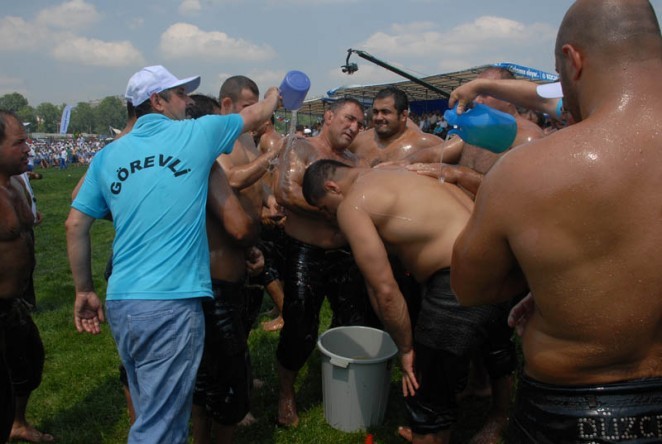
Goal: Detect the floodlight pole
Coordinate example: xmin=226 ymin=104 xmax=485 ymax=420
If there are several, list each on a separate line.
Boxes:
xmin=344 ymin=49 xmax=451 ymax=99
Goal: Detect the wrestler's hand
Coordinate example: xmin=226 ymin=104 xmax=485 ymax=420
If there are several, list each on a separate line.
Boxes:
xmin=508 ymin=292 xmax=535 ymax=336
xmin=265 ymin=86 xmax=280 ymax=101
xmin=448 ymin=79 xmax=483 ymax=114
xmin=74 ymin=291 xmax=104 ymax=335
xmin=265 ymin=195 xmax=285 ymax=222
xmin=400 ymin=349 xmax=419 ymax=397
xmin=246 ymin=247 xmax=265 ymax=277
xmin=406 ymin=162 xmax=444 ymax=180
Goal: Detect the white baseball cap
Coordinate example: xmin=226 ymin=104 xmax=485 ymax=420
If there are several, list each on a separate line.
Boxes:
xmin=125 ymin=65 xmax=200 ymax=106
xmin=536 ymin=82 xmax=563 ymax=99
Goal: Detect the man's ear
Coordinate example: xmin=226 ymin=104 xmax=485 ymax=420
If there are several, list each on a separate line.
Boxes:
xmin=220 ymin=97 xmax=233 ymax=112
xmin=150 ymin=93 xmax=166 ymax=112
xmin=324 ymin=180 xmax=341 ymax=194
xmin=323 ymin=109 xmax=334 ymax=125
xmin=562 ymin=43 xmax=583 ymax=81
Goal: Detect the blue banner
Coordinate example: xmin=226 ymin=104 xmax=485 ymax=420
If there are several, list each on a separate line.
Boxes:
xmin=59 ymin=104 xmax=73 ymax=134
xmin=494 ymin=63 xmax=558 ymax=82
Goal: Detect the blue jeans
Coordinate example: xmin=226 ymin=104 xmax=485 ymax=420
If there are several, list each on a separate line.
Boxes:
xmin=106 ymin=298 xmax=205 ymax=444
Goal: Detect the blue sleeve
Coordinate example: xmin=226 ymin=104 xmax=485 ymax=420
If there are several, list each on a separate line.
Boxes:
xmin=71 ymin=156 xmax=109 ymax=219
xmin=197 ymin=114 xmax=245 ymax=158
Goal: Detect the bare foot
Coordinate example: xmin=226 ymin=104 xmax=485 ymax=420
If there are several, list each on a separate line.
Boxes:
xmin=397 ymin=426 xmax=413 ymax=442
xmin=468 ymin=415 xmax=508 ymax=444
xmin=261 ymin=316 xmax=284 ymax=332
xmin=237 ymin=412 xmax=257 ymax=427
xmin=277 ymin=396 xmax=299 ymax=427
xmin=10 ymin=424 xmax=55 ymax=443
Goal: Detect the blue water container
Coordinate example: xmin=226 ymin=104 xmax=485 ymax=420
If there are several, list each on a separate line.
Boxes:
xmin=279 ymin=70 xmax=311 ymax=111
xmin=444 ymin=103 xmax=517 ymax=153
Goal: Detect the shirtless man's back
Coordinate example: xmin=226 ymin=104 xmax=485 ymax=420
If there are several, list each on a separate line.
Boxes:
xmin=333 ymin=167 xmax=472 ymax=282
xmin=303 ymin=161 xmax=517 ymax=443
xmin=452 ymin=1 xmax=662 ymax=442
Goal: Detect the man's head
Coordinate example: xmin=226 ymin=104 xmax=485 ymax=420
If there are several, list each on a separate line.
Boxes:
xmin=302 ymin=158 xmax=352 ymax=217
xmin=125 ymin=65 xmax=199 ymax=120
xmin=475 ymin=67 xmax=516 ymax=114
xmin=187 ymin=94 xmax=221 ymax=118
xmin=0 ymin=110 xmax=29 ymax=178
xmin=372 ymin=87 xmax=409 ymax=139
xmin=555 ymin=0 xmax=662 ymax=122
xmin=254 ymin=114 xmax=275 ymax=140
xmin=219 ymin=75 xmax=259 ymax=114
xmin=321 ymin=98 xmax=365 ymax=150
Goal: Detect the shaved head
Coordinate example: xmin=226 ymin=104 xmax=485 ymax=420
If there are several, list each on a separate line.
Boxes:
xmin=555 ymin=0 xmax=661 ymax=121
xmin=556 ymin=0 xmax=662 ymax=61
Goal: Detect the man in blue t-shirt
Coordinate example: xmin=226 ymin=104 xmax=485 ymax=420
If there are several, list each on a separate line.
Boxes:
xmin=65 ymin=65 xmax=279 ymax=444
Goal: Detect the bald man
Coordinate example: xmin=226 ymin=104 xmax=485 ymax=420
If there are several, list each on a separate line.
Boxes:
xmin=451 ymin=1 xmax=662 ymax=442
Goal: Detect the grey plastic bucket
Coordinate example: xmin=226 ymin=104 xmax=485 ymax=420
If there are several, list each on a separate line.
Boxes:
xmin=317 ymin=326 xmax=398 ymax=432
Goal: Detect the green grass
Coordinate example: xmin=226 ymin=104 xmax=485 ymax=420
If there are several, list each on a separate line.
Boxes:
xmin=24 ymin=166 xmax=492 ymax=443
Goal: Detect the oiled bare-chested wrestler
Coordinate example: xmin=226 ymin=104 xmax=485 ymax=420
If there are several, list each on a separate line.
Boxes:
xmin=452 ymin=1 xmax=662 ymax=443
xmin=302 ymin=160 xmax=509 ymax=444
xmin=186 ymin=93 xmax=262 ymax=444
xmin=0 ymin=110 xmax=53 ymax=443
xmin=349 ymin=86 xmax=446 ymax=166
xmin=273 ymin=97 xmax=378 ymax=427
xmin=217 ymin=78 xmax=283 ymax=330
xmin=254 ymin=115 xmax=287 ymax=332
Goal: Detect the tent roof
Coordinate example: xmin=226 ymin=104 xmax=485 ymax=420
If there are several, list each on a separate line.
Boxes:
xmin=295 ymin=62 xmax=558 ymax=117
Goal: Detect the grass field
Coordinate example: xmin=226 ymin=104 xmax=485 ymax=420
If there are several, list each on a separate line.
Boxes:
xmin=23 ymin=166 xmax=492 ymax=443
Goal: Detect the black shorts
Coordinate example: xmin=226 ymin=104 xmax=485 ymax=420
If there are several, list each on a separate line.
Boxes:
xmin=406 ymin=269 xmax=515 ymax=434
xmin=0 ymin=299 xmax=44 ymax=397
xmin=0 ymin=315 xmax=15 ymax=444
xmin=276 ymin=235 xmax=380 ymax=372
xmin=252 ymin=224 xmax=286 ymax=287
xmin=507 ymin=374 xmax=662 ymax=443
xmin=193 ymin=280 xmax=250 ymax=425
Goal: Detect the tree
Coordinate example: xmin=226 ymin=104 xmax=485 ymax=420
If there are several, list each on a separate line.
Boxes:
xmin=93 ymin=96 xmax=126 ymax=135
xmin=16 ymin=106 xmax=36 ymax=131
xmin=69 ymin=102 xmax=95 ymax=134
xmin=0 ymin=92 xmax=29 ymax=112
xmin=35 ymin=103 xmax=62 ymax=133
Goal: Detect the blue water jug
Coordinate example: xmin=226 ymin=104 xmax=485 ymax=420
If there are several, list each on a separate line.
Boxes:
xmin=279 ymin=70 xmax=311 ymax=111
xmin=444 ymin=103 xmax=517 ymax=153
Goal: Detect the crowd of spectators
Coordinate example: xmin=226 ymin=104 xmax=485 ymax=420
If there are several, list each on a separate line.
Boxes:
xmin=27 ymin=136 xmax=105 ymax=169
xmin=409 ymin=110 xmax=448 ymax=136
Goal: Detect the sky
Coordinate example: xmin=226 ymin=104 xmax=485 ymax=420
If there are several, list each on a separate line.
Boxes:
xmin=1 ymin=0 xmax=661 ymax=107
